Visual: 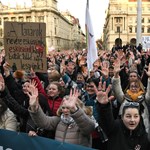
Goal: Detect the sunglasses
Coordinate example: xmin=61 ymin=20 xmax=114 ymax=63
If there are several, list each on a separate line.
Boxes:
xmin=123 ymin=102 xmax=139 ymax=107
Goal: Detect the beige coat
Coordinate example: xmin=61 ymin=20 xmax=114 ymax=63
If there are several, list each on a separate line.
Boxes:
xmin=29 ymin=107 xmax=95 ymax=147
xmin=0 ymin=108 xmax=17 ymax=131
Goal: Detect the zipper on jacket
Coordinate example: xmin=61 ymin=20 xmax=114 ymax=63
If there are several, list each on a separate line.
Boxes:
xmin=63 ymin=125 xmax=69 ymax=143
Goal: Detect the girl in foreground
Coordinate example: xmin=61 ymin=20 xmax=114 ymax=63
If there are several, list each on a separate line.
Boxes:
xmin=27 ymin=84 xmax=95 ymax=147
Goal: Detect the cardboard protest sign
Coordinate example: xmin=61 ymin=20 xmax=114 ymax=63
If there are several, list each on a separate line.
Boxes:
xmin=4 ymin=21 xmax=47 ymax=72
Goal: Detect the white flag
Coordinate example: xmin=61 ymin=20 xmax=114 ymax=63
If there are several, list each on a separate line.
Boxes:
xmin=85 ymin=1 xmax=98 ymax=71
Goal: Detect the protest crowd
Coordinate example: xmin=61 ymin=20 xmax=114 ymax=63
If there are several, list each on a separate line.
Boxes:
xmin=1 ymin=44 xmax=150 ymax=150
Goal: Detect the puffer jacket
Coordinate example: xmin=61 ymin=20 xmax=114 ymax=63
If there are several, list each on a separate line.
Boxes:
xmin=29 ymin=106 xmax=95 ymax=147
xmin=0 ymin=108 xmax=17 ymax=131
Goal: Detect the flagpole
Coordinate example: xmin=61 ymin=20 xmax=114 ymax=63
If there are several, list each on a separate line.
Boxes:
xmin=86 ymin=0 xmax=90 ymax=78
xmin=87 ymin=0 xmax=89 ymax=9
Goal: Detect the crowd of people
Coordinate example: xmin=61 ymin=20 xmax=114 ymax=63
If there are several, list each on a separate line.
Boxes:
xmin=0 ymin=44 xmax=150 ymax=150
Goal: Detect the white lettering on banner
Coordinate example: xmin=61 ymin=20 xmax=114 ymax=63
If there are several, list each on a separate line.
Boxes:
xmin=0 ymin=146 xmax=13 ymax=150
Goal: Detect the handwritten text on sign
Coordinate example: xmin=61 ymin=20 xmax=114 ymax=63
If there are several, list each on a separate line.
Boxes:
xmin=4 ymin=22 xmax=47 ymax=72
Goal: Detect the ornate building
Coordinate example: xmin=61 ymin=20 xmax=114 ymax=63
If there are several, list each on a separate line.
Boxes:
xmin=103 ymin=0 xmax=150 ymax=50
xmin=0 ymin=0 xmax=85 ymax=51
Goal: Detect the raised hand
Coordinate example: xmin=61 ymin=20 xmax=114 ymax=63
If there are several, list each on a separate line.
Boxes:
xmin=113 ymin=58 xmax=121 ymax=77
xmin=0 ymin=74 xmax=5 ymax=91
xmin=94 ymin=78 xmax=114 ymax=104
xmin=63 ymin=88 xmax=79 ymax=113
xmin=100 ymin=61 xmax=109 ymax=78
xmin=145 ymin=63 xmax=150 ymax=78
xmin=26 ymin=82 xmax=39 ymax=109
xmin=3 ymin=62 xmax=11 ymax=77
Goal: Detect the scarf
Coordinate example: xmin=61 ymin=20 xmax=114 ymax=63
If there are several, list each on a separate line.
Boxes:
xmin=60 ymin=114 xmax=75 ymax=125
xmin=126 ymin=90 xmax=144 ymax=101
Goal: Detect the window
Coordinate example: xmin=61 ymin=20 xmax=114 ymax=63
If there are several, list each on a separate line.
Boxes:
xmin=147 ymin=27 xmax=150 ymax=33
xmin=19 ymin=17 xmax=24 ymax=22
xmin=142 ymin=18 xmax=144 ymax=23
xmin=54 ymin=17 xmax=57 ymax=24
xmin=4 ymin=17 xmax=9 ymax=21
xmin=26 ymin=16 xmax=31 ymax=22
xmin=148 ymin=18 xmax=150 ymax=23
xmin=0 ymin=28 xmax=2 ymax=37
xmin=11 ymin=17 xmax=16 ymax=21
xmin=116 ymin=17 xmax=121 ymax=23
xmin=135 ymin=27 xmax=137 ymax=33
xmin=38 ymin=16 xmax=44 ymax=22
xmin=129 ymin=27 xmax=132 ymax=33
xmin=55 ymin=27 xmax=57 ymax=35
xmin=117 ymin=26 xmax=120 ymax=33
xmin=142 ymin=27 xmax=144 ymax=33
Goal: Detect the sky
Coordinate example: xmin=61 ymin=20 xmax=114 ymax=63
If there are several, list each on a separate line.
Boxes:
xmin=0 ymin=0 xmax=109 ymax=40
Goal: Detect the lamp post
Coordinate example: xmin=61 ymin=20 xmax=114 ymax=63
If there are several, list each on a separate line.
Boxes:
xmin=136 ymin=0 xmax=142 ymax=47
xmin=119 ymin=27 xmax=121 ymax=47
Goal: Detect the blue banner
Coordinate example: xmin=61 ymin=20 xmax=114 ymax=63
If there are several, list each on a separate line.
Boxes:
xmin=0 ymin=129 xmax=95 ymax=150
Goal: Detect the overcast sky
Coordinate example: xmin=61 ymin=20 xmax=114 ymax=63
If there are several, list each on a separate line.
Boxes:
xmin=1 ymin=0 xmax=109 ymax=39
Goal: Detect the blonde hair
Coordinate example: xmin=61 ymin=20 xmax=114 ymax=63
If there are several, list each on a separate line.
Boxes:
xmin=56 ymin=95 xmax=93 ymax=117
xmin=125 ymin=79 xmax=145 ymax=93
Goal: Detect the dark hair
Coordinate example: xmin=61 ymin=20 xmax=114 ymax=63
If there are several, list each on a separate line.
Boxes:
xmin=86 ymin=78 xmax=99 ymax=87
xmin=122 ymin=102 xmax=141 ymax=116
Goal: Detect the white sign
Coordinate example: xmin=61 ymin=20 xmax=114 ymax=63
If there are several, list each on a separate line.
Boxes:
xmin=142 ymin=36 xmax=150 ymax=51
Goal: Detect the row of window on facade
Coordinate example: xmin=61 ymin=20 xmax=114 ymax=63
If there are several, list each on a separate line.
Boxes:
xmin=116 ymin=6 xmax=150 ymax=12
xmin=115 ymin=17 xmax=150 ymax=24
xmin=0 ymin=16 xmax=45 ymax=25
xmin=128 ymin=26 xmax=150 ymax=33
xmin=116 ymin=26 xmax=150 ymax=33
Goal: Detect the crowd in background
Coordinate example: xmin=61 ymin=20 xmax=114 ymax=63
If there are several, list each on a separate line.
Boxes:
xmin=0 ymin=44 xmax=150 ymax=149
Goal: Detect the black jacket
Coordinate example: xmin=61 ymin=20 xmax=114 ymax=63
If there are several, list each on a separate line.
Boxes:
xmin=97 ymin=103 xmax=150 ymax=150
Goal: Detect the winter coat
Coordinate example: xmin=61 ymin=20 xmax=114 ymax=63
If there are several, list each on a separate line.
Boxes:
xmin=29 ymin=106 xmax=95 ymax=147
xmin=97 ymin=103 xmax=150 ymax=150
xmin=112 ymin=77 xmax=150 ymax=132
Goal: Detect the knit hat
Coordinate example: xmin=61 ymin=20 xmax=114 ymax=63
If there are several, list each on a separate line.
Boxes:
xmin=13 ymin=70 xmax=25 ymax=79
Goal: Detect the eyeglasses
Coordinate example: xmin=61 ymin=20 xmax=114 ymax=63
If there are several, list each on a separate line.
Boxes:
xmin=130 ymin=85 xmax=140 ymax=89
xmin=123 ymin=102 xmax=139 ymax=107
xmin=129 ymin=75 xmax=137 ymax=78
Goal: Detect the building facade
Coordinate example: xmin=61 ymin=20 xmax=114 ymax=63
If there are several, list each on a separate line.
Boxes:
xmin=0 ymin=0 xmax=85 ymax=51
xmin=103 ymin=0 xmax=150 ymax=50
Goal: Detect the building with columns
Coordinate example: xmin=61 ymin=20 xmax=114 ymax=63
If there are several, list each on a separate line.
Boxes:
xmin=103 ymin=0 xmax=150 ymax=50
xmin=0 ymin=0 xmax=85 ymax=51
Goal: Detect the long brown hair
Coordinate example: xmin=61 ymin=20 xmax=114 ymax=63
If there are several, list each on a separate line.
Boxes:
xmin=124 ymin=79 xmax=145 ymax=93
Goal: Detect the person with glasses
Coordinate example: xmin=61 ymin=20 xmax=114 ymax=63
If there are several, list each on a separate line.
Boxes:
xmin=96 ymin=81 xmax=150 ymax=150
xmin=112 ymin=59 xmax=150 ymax=133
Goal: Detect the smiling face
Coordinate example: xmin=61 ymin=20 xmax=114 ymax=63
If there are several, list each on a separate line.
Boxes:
xmin=85 ymin=82 xmax=95 ymax=95
xmin=129 ymin=72 xmax=138 ymax=81
xmin=46 ymin=83 xmax=60 ymax=97
xmin=122 ymin=108 xmax=140 ymax=131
